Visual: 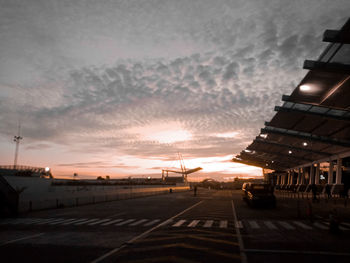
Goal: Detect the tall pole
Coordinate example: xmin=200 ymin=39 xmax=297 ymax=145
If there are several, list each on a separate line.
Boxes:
xmin=13 ymin=124 xmax=22 ymax=169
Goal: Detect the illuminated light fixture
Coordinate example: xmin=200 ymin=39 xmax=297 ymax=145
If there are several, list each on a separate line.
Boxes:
xmin=259 ymin=134 xmax=268 ymax=139
xmin=271 ymin=161 xmax=274 ymax=163
xmin=288 ymin=150 xmax=292 ymax=154
xmin=45 ymin=167 xmax=50 ymax=172
xmin=303 ymin=142 xmax=308 ymax=146
xmin=299 ymin=84 xmax=311 ymax=92
xmin=244 ymin=149 xmax=252 ymax=153
xmin=266 ymin=163 xmax=269 ymax=166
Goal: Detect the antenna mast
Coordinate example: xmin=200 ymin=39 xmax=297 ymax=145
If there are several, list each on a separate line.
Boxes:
xmin=13 ymin=123 xmax=23 ymax=169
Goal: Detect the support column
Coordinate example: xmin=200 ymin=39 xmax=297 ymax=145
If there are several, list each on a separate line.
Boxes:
xmin=309 ymin=165 xmax=315 ymax=185
xmin=315 ymin=163 xmax=320 ymax=185
xmin=335 ymin=158 xmax=342 ymax=185
xmin=277 ymin=175 xmax=281 ymax=185
xmin=297 ymin=168 xmax=301 ymax=185
xmin=290 ymin=171 xmax=295 ymax=185
xmin=328 ymin=161 xmax=334 ymax=184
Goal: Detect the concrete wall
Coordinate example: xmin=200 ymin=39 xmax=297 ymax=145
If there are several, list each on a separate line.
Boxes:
xmin=4 ymin=176 xmax=189 ymax=213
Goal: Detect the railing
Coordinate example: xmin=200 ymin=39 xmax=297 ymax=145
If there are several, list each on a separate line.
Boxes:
xmin=0 ymin=165 xmax=45 ymax=173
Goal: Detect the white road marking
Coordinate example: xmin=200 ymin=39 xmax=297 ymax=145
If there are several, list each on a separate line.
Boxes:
xmin=235 ymin=220 xmax=243 ymax=229
xmin=143 ymin=219 xmax=160 ymax=227
xmin=219 ymin=220 xmax=228 ymax=228
xmin=342 ymin=222 xmax=350 ymax=227
xmin=50 ymin=218 xmax=76 ymax=225
xmin=129 ymin=219 xmax=148 ymax=226
xmin=278 ymin=221 xmax=295 ymax=230
xmin=321 ymin=221 xmax=347 ymax=230
xmin=248 ymin=220 xmax=260 ymax=229
xmin=293 ymin=221 xmax=312 ymax=230
xmin=173 ymin=219 xmax=186 ymax=227
xmin=188 ymin=220 xmax=200 ymax=227
xmin=115 ymin=219 xmax=135 ymax=226
xmin=101 ymin=219 xmax=123 ymax=226
xmin=24 ymin=218 xmax=46 ymax=225
xmin=264 ymin=221 xmax=277 ymax=229
xmin=91 ymin=200 xmax=204 ymax=263
xmin=203 ymin=220 xmax=214 ymax=228
xmin=36 ymin=218 xmax=64 ymax=225
xmin=62 ymin=218 xmax=88 ymax=225
xmin=231 ymin=200 xmax=247 ymax=263
xmin=244 ymin=248 xmax=350 ymax=256
xmin=75 ymin=219 xmax=100 ymax=226
xmin=0 ymin=233 xmax=44 ymax=246
xmin=89 ymin=219 xmax=111 ymax=226
xmin=313 ymin=222 xmax=328 ymax=230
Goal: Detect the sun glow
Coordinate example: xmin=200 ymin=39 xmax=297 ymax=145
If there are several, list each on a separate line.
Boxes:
xmin=128 ymin=122 xmax=192 ymax=144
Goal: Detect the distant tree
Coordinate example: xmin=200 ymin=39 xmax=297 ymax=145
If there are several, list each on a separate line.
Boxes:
xmin=97 ymin=176 xmax=105 ymax=180
xmin=106 ymin=175 xmax=110 ymax=180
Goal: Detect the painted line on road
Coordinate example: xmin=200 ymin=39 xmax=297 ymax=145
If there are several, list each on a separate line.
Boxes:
xmin=219 ymin=220 xmax=228 ymax=228
xmin=188 ymin=220 xmax=200 ymax=227
xmin=101 ymin=219 xmax=123 ymax=226
xmin=203 ymin=220 xmax=214 ymax=228
xmin=248 ymin=221 xmax=259 ymax=229
xmin=243 ymin=248 xmax=350 ymax=256
xmin=90 ymin=200 xmax=203 ymax=263
xmin=115 ymin=219 xmax=135 ymax=226
xmin=129 ymin=219 xmax=148 ymax=226
xmin=89 ymin=219 xmax=111 ymax=226
xmin=50 ymin=218 xmax=76 ymax=225
xmin=278 ymin=221 xmax=295 ymax=230
xmin=173 ymin=219 xmax=186 ymax=227
xmin=231 ymin=200 xmax=248 ymax=263
xmin=75 ymin=218 xmax=100 ymax=226
xmin=62 ymin=218 xmax=88 ymax=225
xmin=0 ymin=233 xmax=44 ymax=246
xmin=235 ymin=220 xmax=243 ymax=229
xmin=264 ymin=221 xmax=277 ymax=230
xmin=143 ymin=219 xmax=160 ymax=227
xmin=293 ymin=221 xmax=312 ymax=230
xmin=313 ymin=222 xmax=328 ymax=230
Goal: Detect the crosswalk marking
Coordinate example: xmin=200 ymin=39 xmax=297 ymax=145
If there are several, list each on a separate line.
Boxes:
xmin=235 ymin=221 xmax=243 ymax=228
xmin=143 ymin=219 xmax=160 ymax=226
xmin=342 ymin=222 xmax=350 ymax=228
xmin=101 ymin=219 xmax=123 ymax=226
xmin=37 ymin=218 xmax=64 ymax=225
xmin=3 ymin=217 xmax=345 ymax=231
xmin=313 ymin=222 xmax=328 ymax=230
xmin=173 ymin=220 xmax=186 ymax=227
xmin=264 ymin=221 xmax=277 ymax=229
xmin=75 ymin=218 xmax=100 ymax=226
xmin=62 ymin=218 xmax=88 ymax=225
xmin=188 ymin=220 xmax=200 ymax=227
xmin=248 ymin=220 xmax=260 ymax=229
xmin=203 ymin=220 xmax=214 ymax=228
xmin=323 ymin=221 xmax=348 ymax=231
xmin=88 ymin=219 xmax=111 ymax=226
xmin=129 ymin=219 xmax=148 ymax=226
xmin=115 ymin=219 xmax=135 ymax=226
xmin=278 ymin=221 xmax=295 ymax=230
xmin=50 ymin=218 xmax=76 ymax=225
xmin=25 ymin=218 xmax=46 ymax=225
xmin=219 ymin=220 xmax=228 ymax=228
xmin=293 ymin=221 xmax=312 ymax=230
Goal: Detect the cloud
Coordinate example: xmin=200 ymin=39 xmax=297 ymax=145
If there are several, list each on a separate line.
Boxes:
xmin=0 ymin=0 xmax=349 ymax=178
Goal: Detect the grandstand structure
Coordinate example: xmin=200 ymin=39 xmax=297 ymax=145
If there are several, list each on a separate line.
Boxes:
xmin=233 ymin=18 xmax=350 ymax=196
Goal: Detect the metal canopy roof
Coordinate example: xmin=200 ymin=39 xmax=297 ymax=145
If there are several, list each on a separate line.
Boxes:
xmin=233 ymin=18 xmax=350 ymax=170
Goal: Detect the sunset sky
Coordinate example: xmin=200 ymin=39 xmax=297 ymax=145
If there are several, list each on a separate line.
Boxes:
xmin=0 ymin=0 xmax=349 ymax=180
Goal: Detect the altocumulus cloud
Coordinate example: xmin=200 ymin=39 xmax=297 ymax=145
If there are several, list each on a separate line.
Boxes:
xmin=0 ymin=0 xmax=349 ymax=176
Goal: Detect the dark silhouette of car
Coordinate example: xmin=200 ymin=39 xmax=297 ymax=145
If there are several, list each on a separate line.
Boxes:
xmin=242 ymin=183 xmax=276 ymax=207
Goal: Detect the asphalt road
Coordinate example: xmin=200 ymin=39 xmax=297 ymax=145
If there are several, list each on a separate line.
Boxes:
xmin=1 ymin=189 xmax=349 ymax=263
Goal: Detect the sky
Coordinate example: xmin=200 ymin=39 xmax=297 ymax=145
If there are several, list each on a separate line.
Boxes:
xmin=0 ymin=0 xmax=349 ymax=181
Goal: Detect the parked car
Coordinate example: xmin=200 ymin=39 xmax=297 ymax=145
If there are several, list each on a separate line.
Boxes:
xmin=242 ymin=183 xmax=276 ymax=207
